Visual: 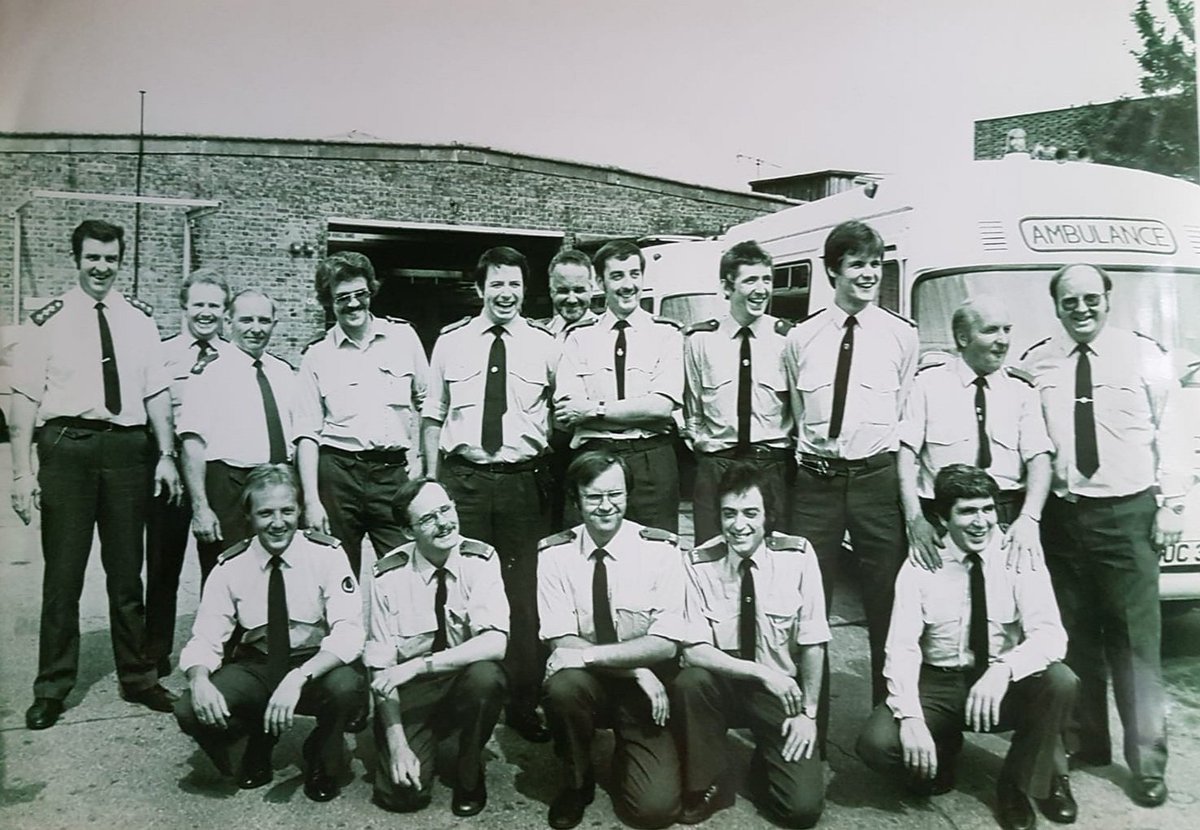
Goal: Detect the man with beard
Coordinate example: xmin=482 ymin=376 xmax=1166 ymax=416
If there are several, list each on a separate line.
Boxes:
xmin=899 ymin=297 xmax=1052 ymax=572
xmin=295 ymin=251 xmax=428 ymax=580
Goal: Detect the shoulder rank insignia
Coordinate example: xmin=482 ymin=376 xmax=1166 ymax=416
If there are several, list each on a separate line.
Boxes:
xmin=684 ymin=318 xmax=720 ymax=336
xmin=124 ymin=294 xmax=154 ymax=317
xmin=191 ymin=347 xmax=220 ymax=375
xmin=765 ymin=532 xmax=808 ymax=552
xmin=1004 ymin=366 xmax=1035 ymax=387
xmin=439 ymin=316 xmax=471 ymax=335
xmin=1134 ymin=331 xmax=1168 ymax=354
xmin=1018 ymin=336 xmax=1052 ymax=362
xmin=652 ymin=315 xmax=683 ymax=330
xmin=460 ymin=538 xmax=496 ymax=559
xmin=881 ymin=307 xmax=917 ymax=327
xmin=527 ymin=317 xmax=555 ymax=337
xmin=303 ymin=528 xmax=342 ymax=548
xmin=538 ymin=529 xmax=578 ymax=551
xmin=563 ymin=316 xmax=599 ymax=337
xmin=384 ymin=315 xmax=412 ymax=327
xmin=916 ymin=361 xmax=947 ymax=375
xmin=796 ymin=307 xmax=826 ymax=325
xmin=217 ymin=538 xmax=252 ymax=564
xmin=640 ymin=526 xmax=679 ymax=545
xmin=374 ymin=548 xmax=411 ymax=576
xmin=773 ymin=318 xmax=796 ymax=336
xmin=30 ymin=299 xmax=64 ymax=326
xmin=689 ymin=538 xmax=727 ymax=564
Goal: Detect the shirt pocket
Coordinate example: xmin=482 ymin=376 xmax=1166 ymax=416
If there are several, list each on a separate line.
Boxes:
xmin=754 ymin=365 xmax=790 ymax=420
xmin=794 ymin=375 xmax=834 ymax=428
xmin=704 ymin=609 xmax=740 ymax=651
xmin=1094 ymin=380 xmax=1150 ymax=439
xmin=921 ymin=603 xmax=962 ymax=658
xmin=511 ymin=362 xmax=550 ymax=412
xmin=700 ymin=375 xmax=735 ymax=422
xmin=445 ymin=363 xmax=483 ymax=412
xmin=859 ymin=377 xmax=900 ymax=426
xmin=378 ymin=365 xmax=415 ymax=409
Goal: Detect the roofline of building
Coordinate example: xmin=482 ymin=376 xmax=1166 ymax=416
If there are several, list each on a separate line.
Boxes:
xmin=975 ymin=92 xmax=1179 ymax=124
xmin=750 ymin=168 xmax=876 ymax=185
xmin=0 ymin=131 xmax=791 ymax=210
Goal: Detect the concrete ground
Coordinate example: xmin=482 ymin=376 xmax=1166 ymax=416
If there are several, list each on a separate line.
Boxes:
xmin=2 ymin=455 xmax=1199 ymax=829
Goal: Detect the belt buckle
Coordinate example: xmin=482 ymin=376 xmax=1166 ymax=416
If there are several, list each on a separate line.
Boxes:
xmin=803 ymin=455 xmax=831 ymax=478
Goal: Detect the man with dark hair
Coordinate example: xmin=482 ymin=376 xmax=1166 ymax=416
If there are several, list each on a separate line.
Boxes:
xmin=899 ymin=296 xmax=1052 ymax=572
xmin=366 ymin=477 xmax=509 ymax=817
xmin=857 ymin=464 xmax=1078 ymax=830
xmin=783 ymin=219 xmax=917 ymax=742
xmin=542 ymin=248 xmax=598 ymax=339
xmin=174 ymin=464 xmax=365 ymax=803
xmin=296 ymin=251 xmax=429 ymax=580
xmin=146 ymin=267 xmax=233 ymax=677
xmin=12 ymin=219 xmax=181 ymax=730
xmin=685 ymin=240 xmax=794 ymax=544
xmin=1020 ymin=263 xmax=1187 ymax=807
xmin=179 ymin=288 xmax=302 ymax=583
xmin=555 ymin=240 xmax=684 ymax=533
xmin=538 ymin=450 xmax=687 ymax=829
xmin=672 ymin=464 xmax=827 ymax=828
xmin=422 ymin=245 xmax=556 ymax=743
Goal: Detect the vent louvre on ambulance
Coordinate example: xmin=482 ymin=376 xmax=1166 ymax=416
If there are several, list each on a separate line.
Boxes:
xmin=1182 ymin=225 xmax=1200 ymax=255
xmin=978 ymin=220 xmax=1007 ymax=251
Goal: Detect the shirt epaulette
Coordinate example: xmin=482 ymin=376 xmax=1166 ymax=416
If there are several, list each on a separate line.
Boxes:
xmin=30 ymin=299 xmax=64 ymax=326
xmin=640 ymin=527 xmax=679 ymax=545
xmin=684 ymin=318 xmax=720 ymax=336
xmin=191 ymin=348 xmax=220 ymax=375
xmin=217 ymin=538 xmax=252 ymax=564
xmin=460 ymin=538 xmax=496 ymax=559
xmin=303 ymin=529 xmax=342 ymax=548
xmin=264 ymin=352 xmax=297 ymax=372
xmin=773 ymin=318 xmax=796 ymax=336
xmin=916 ymin=361 xmax=947 ymax=375
xmin=652 ymin=315 xmax=683 ymax=330
xmin=301 ymin=334 xmax=325 ymax=354
xmin=538 ymin=529 xmax=578 ymax=551
xmin=384 ymin=315 xmax=412 ymax=326
xmin=125 ymin=294 xmax=155 ymax=317
xmin=797 ymin=307 xmax=826 ymax=325
xmin=689 ymin=538 xmax=727 ymax=564
xmin=374 ymin=549 xmax=410 ymax=575
xmin=765 ymin=531 xmax=809 ymax=552
xmin=881 ymin=307 xmax=916 ymax=327
xmin=439 ymin=316 xmax=471 ymax=335
xmin=527 ymin=318 xmax=555 ymax=337
xmin=1004 ymin=366 xmax=1036 ymax=387
xmin=1018 ymin=336 xmax=1052 ymax=362
xmin=563 ymin=316 xmax=599 ymax=338
xmin=1134 ymin=331 xmax=1168 ymax=354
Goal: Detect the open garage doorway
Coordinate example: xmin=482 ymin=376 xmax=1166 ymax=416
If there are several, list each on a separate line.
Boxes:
xmin=327 ymin=219 xmax=565 ymax=352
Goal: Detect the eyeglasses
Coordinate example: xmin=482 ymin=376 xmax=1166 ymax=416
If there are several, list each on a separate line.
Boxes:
xmin=1058 ymin=293 xmax=1106 ymax=312
xmin=333 ymin=288 xmax=370 ymax=307
xmin=413 ymin=502 xmax=455 ymax=530
xmin=580 ymin=490 xmax=627 ymax=508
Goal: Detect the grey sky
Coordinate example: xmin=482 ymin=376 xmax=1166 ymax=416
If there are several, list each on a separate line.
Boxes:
xmin=0 ymin=0 xmax=1149 ymax=189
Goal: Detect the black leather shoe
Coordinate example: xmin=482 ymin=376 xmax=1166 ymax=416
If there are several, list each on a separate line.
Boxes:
xmin=237 ymin=740 xmax=274 ymax=789
xmin=122 ymin=684 xmax=178 ymax=713
xmin=1034 ymin=775 xmax=1077 ymax=823
xmin=507 ymin=708 xmax=551 ymax=743
xmin=452 ymin=778 xmax=488 ymax=817
xmin=680 ymin=783 xmax=733 ymax=824
xmin=549 ymin=784 xmax=595 ymax=829
xmin=304 ymin=768 xmax=340 ymax=802
xmin=25 ymin=698 xmax=64 ymax=730
xmin=997 ymin=779 xmax=1036 ymax=830
xmin=1130 ymin=776 xmax=1168 ymax=808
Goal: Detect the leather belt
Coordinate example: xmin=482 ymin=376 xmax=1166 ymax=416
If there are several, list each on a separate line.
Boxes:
xmin=707 ymin=444 xmax=791 ymax=461
xmin=797 ymin=451 xmax=894 ymax=477
xmin=445 ymin=454 xmax=546 ymax=474
xmin=582 ymin=434 xmax=673 ymax=453
xmin=44 ymin=416 xmax=144 ymax=433
xmin=320 ymin=445 xmax=408 ymax=465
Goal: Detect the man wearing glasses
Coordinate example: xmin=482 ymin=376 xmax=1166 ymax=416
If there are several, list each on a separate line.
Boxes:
xmin=1019 ymin=263 xmax=1189 ymax=808
xmin=296 ymin=251 xmax=429 ymax=580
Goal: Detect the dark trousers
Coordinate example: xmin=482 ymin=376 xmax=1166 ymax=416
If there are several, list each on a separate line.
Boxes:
xmin=196 ymin=461 xmax=254 ymax=585
xmin=789 ymin=454 xmax=906 ymax=750
xmin=856 ymin=662 xmax=1078 ymax=799
xmin=441 ymin=458 xmax=550 ymax=715
xmin=548 ymin=428 xmax=573 ymax=531
xmin=145 ymin=489 xmax=192 ymax=675
xmin=543 ymin=666 xmax=681 ymax=829
xmin=372 ymin=661 xmax=507 ymax=811
xmin=317 ymin=449 xmax=410 ymax=579
xmin=174 ymin=651 xmax=366 ymax=774
xmin=693 ymin=449 xmax=790 ymax=546
xmin=671 ymin=667 xmax=824 ymax=828
xmin=34 ymin=423 xmax=157 ymax=700
xmin=574 ymin=439 xmax=680 ymax=533
xmin=1040 ymin=490 xmax=1167 ymax=778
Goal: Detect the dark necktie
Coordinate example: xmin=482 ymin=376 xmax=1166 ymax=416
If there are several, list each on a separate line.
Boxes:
xmin=253 ymin=358 xmax=288 ymax=463
xmin=481 ymin=325 xmax=507 ymax=454
xmin=737 ymin=327 xmax=752 ymax=447
xmin=267 ymin=556 xmax=289 ymax=685
xmin=738 ymin=558 xmax=757 ymax=661
xmin=592 ymin=548 xmax=618 ymax=645
xmin=191 ymin=339 xmax=218 ymax=374
xmin=432 ymin=567 xmax=449 ymax=652
xmin=96 ymin=302 xmax=122 ymax=414
xmin=1074 ymin=344 xmax=1099 ymax=478
xmin=966 ymin=552 xmax=989 ymax=676
xmin=614 ymin=320 xmax=630 ymax=401
xmin=828 ymin=315 xmax=857 ymax=440
xmin=973 ymin=376 xmax=992 ymax=468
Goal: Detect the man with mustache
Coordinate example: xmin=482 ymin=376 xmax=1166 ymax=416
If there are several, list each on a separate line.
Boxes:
xmin=12 ymin=219 xmax=182 ymax=730
xmin=684 ymin=240 xmax=795 ymax=545
xmin=145 ymin=268 xmax=233 ymax=678
xmin=1019 ymin=263 xmax=1189 ymax=808
xmin=179 ymin=288 xmax=305 ymax=583
xmin=555 ymin=240 xmax=684 ymax=533
xmin=899 ymin=297 xmax=1052 ymax=573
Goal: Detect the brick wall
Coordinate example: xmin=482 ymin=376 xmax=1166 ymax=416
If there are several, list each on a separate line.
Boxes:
xmin=0 ymin=135 xmax=782 ymax=362
xmin=974 ymin=103 xmax=1099 ymax=159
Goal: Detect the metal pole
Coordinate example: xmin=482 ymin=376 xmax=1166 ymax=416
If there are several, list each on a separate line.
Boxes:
xmin=133 ymin=89 xmax=145 ymax=294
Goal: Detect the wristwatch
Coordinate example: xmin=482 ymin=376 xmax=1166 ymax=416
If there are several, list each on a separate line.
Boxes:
xmin=159 ymin=450 xmax=178 ymax=459
xmin=424 ymin=654 xmax=435 ymax=674
xmin=595 ymin=400 xmax=607 ymax=420
xmin=1157 ymin=494 xmax=1186 ymax=515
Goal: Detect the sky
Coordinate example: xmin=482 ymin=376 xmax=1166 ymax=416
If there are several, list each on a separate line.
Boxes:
xmin=0 ymin=0 xmax=1158 ymax=191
